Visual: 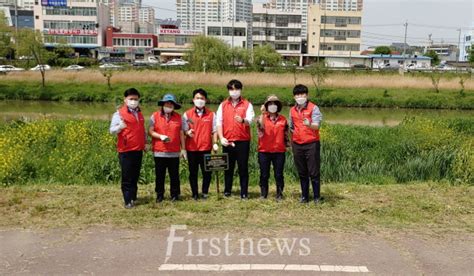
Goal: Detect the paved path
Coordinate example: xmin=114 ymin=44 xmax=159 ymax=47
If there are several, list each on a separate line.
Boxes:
xmin=0 ymin=227 xmax=472 ymax=275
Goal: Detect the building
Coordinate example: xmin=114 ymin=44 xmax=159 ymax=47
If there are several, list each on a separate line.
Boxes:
xmin=459 ymin=23 xmax=473 ymax=62
xmin=176 ymin=0 xmax=252 ymax=32
xmin=0 ymin=0 xmax=34 ymax=10
xmin=0 ymin=6 xmax=34 ymax=28
xmin=370 ymin=54 xmax=431 ymax=69
xmin=156 ymin=22 xmax=202 ymax=60
xmin=34 ymin=0 xmax=109 ymax=57
xmin=425 ymin=44 xmax=458 ymax=62
xmin=252 ymin=4 xmax=303 ymax=58
xmin=98 ymin=26 xmax=157 ymax=60
xmin=319 ymin=0 xmax=362 ymax=11
xmin=307 ymin=3 xmax=362 ymax=58
xmin=269 ymin=0 xmax=311 ymax=37
xmin=117 ymin=3 xmax=138 ymax=22
xmin=206 ymin=21 xmax=247 ymax=48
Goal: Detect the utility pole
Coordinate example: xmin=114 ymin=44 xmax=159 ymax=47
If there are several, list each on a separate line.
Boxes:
xmin=457 ymin=28 xmax=462 ymax=62
xmin=231 ymin=0 xmax=235 ymax=49
xmin=402 ymin=21 xmax=408 ymax=58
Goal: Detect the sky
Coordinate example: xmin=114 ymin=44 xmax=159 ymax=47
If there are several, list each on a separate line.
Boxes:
xmin=146 ymin=0 xmax=474 ymax=48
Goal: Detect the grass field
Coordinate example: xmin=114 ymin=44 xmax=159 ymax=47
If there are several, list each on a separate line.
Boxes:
xmin=0 ymin=182 xmax=472 ymax=233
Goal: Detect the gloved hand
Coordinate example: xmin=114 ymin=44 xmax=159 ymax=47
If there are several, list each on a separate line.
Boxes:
xmin=159 ymin=134 xmax=170 ymax=142
xmin=212 ymin=143 xmax=219 ymax=152
xmin=187 ymin=129 xmax=194 ymax=137
xmin=117 ymin=119 xmax=127 ymax=132
xmin=220 ymin=137 xmax=230 ymax=147
xmin=303 ymin=118 xmax=311 ymax=127
xmin=180 ymin=149 xmax=187 ymax=160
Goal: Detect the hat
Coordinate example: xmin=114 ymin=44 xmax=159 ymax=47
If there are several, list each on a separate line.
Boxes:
xmin=158 ymin=93 xmax=181 ymax=110
xmin=264 ymin=94 xmax=282 ymax=113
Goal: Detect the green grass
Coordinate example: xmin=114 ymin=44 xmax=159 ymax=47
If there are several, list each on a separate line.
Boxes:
xmin=1 ymin=117 xmax=473 ymax=185
xmin=0 ymin=80 xmax=473 ymax=109
xmin=0 ymin=182 xmax=472 ymax=233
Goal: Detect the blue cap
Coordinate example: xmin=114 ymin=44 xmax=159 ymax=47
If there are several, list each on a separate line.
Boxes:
xmin=158 ymin=93 xmax=181 ymax=110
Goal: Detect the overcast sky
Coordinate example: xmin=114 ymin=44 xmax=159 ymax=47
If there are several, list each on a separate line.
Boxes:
xmin=147 ymin=0 xmax=474 ymax=48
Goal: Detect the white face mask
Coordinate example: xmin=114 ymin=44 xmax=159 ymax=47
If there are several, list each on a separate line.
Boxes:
xmin=163 ymin=106 xmax=174 ymax=114
xmin=229 ymin=90 xmax=241 ymax=100
xmin=194 ymin=99 xmax=205 ymax=108
xmin=126 ymin=99 xmax=139 ymax=109
xmin=295 ymin=96 xmax=307 ymax=106
xmin=267 ymin=104 xmax=278 ymax=114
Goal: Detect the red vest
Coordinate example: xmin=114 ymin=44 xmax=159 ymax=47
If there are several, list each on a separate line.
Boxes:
xmin=290 ymin=102 xmax=320 ymax=144
xmin=151 ymin=111 xmax=182 ymax=152
xmin=185 ymin=107 xmax=214 ymax=151
xmin=222 ymin=98 xmax=251 ymax=142
xmin=258 ymin=114 xmax=287 ymax=153
xmin=117 ymin=105 xmax=145 ymax=153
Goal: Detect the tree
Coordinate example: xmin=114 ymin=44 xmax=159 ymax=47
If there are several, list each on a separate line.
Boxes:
xmin=374 ymin=46 xmax=391 ymax=55
xmin=252 ymin=44 xmax=281 ymax=71
xmin=425 ymin=50 xmax=440 ymax=66
xmin=0 ymin=10 xmax=14 ymax=60
xmin=468 ymin=47 xmax=474 ymax=65
xmin=186 ymin=36 xmax=231 ymax=72
xmin=308 ymin=61 xmax=329 ymax=97
xmin=230 ymin=47 xmax=251 ymax=68
xmin=15 ymin=29 xmax=55 ymax=87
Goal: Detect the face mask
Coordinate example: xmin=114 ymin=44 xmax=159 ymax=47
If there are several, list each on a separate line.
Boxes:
xmin=163 ymin=106 xmax=174 ymax=114
xmin=126 ymin=99 xmax=139 ymax=109
xmin=295 ymin=97 xmax=307 ymax=106
xmin=194 ymin=99 xmax=205 ymax=108
xmin=267 ymin=104 xmax=278 ymax=113
xmin=229 ymin=90 xmax=241 ymax=100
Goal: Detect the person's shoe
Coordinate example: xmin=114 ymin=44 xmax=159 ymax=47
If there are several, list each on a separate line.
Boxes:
xmin=299 ymin=197 xmax=309 ymax=204
xmin=224 ymin=192 xmax=231 ymax=198
xmin=241 ymin=195 xmax=249 ymax=201
xmin=171 ymin=196 xmax=180 ymax=202
xmin=260 ymin=195 xmax=267 ymax=200
xmin=156 ymin=197 xmax=163 ymax=203
xmin=124 ymin=202 xmax=133 ymax=209
xmin=202 ymin=193 xmax=209 ymax=200
xmin=314 ymin=198 xmax=321 ymax=204
xmin=192 ymin=194 xmax=199 ymax=201
xmin=276 ymin=194 xmax=283 ymax=201
xmin=131 ymin=200 xmax=136 ymax=207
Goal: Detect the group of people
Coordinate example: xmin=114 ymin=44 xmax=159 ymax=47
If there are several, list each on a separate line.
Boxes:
xmin=109 ymin=80 xmax=322 ymax=209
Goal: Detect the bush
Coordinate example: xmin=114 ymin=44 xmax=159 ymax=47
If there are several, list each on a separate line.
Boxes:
xmin=0 ymin=117 xmax=472 ymax=185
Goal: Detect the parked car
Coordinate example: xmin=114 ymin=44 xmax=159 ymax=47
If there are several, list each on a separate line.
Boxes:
xmin=0 ymin=65 xmax=25 ymax=72
xmin=99 ymin=63 xmax=123 ymax=70
xmin=351 ymin=64 xmax=370 ymax=70
xmin=63 ymin=65 xmax=85 ymax=71
xmin=98 ymin=57 xmax=131 ymax=64
xmin=160 ymin=58 xmax=189 ymax=67
xmin=30 ymin=64 xmax=51 ymax=71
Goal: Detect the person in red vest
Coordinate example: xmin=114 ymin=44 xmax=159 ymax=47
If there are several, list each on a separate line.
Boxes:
xmin=289 ymin=84 xmax=323 ymax=204
xmin=109 ymin=88 xmax=146 ymax=209
xmin=183 ymin=88 xmax=219 ymax=200
xmin=148 ymin=93 xmax=186 ymax=202
xmin=257 ymin=95 xmax=289 ymax=201
xmin=216 ymin=79 xmax=255 ymax=199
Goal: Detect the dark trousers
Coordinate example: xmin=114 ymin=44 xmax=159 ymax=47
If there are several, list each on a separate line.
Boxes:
xmin=258 ymin=152 xmax=285 ymax=197
xmin=223 ymin=141 xmax=250 ymax=197
xmin=187 ymin=150 xmax=212 ymax=196
xmin=118 ymin=151 xmax=143 ymax=204
xmin=292 ymin=141 xmax=321 ymax=199
xmin=154 ymin=157 xmax=181 ymax=199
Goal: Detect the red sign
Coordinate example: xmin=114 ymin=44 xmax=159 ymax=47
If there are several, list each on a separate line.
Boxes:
xmin=47 ymin=29 xmax=98 ymax=36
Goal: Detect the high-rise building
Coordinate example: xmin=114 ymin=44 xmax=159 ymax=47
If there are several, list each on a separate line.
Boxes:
xmin=177 ymin=0 xmax=251 ymax=32
xmin=0 ymin=0 xmax=34 ymax=10
xmin=319 ymin=0 xmax=362 ymax=11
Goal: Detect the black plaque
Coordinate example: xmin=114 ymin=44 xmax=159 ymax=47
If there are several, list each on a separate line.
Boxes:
xmin=204 ymin=154 xmax=229 ymax=172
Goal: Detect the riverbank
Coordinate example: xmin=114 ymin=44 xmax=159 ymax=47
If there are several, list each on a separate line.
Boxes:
xmin=1 ymin=79 xmax=473 ymax=109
